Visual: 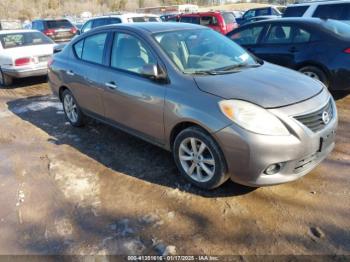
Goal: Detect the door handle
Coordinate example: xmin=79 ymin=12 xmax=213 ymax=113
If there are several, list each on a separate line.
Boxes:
xmin=66 ymin=70 xmax=74 ymax=76
xmin=105 ymin=81 xmax=118 ymax=90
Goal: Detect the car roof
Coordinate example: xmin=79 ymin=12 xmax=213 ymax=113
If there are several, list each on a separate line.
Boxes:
xmin=94 ymin=22 xmax=205 ymax=34
xmin=241 ymin=17 xmax=332 ymax=25
xmin=0 ymin=29 xmax=38 ymax=35
xmin=288 ymin=0 xmax=350 ymax=6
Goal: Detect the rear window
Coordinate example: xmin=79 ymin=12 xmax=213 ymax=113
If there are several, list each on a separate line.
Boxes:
xmin=313 ymin=3 xmax=350 ymax=21
xmin=283 ymin=6 xmax=309 ymax=17
xmin=131 ymin=17 xmax=147 ymax=22
xmin=47 ymin=19 xmax=72 ymax=29
xmin=322 ymin=19 xmax=350 ymax=38
xmin=0 ymin=32 xmax=53 ymax=49
xmin=222 ymin=12 xmax=236 ymax=24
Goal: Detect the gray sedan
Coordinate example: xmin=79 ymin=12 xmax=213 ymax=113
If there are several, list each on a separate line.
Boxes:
xmin=48 ymin=23 xmax=337 ymax=189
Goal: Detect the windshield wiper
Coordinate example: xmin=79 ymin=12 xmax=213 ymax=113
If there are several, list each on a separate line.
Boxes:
xmin=191 ymin=70 xmax=218 ymax=75
xmin=217 ymin=63 xmax=261 ymax=72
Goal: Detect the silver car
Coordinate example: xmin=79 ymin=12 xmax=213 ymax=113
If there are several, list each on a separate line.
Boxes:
xmin=49 ymin=23 xmax=337 ymax=189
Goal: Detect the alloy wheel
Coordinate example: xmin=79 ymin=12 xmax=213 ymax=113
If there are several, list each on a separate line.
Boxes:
xmin=302 ymin=71 xmax=320 ymax=80
xmin=178 ymin=137 xmax=216 ymax=183
xmin=64 ymin=94 xmax=78 ymax=123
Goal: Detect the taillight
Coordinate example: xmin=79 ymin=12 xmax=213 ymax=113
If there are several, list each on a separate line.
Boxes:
xmin=344 ymin=48 xmax=350 ymax=54
xmin=15 ymin=57 xmax=31 ymax=66
xmin=44 ymin=29 xmax=55 ymax=36
xmin=70 ymin=27 xmax=77 ymax=34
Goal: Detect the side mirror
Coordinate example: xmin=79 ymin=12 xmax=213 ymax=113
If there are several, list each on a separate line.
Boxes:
xmin=140 ymin=64 xmax=167 ymax=82
xmin=76 ymin=29 xmax=81 ymax=35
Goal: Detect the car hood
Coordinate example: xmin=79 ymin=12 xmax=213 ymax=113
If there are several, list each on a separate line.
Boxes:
xmin=194 ymin=62 xmax=323 ymax=108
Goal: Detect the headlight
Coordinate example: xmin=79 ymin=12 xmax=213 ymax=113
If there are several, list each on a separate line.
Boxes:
xmin=219 ymin=100 xmax=290 ymax=136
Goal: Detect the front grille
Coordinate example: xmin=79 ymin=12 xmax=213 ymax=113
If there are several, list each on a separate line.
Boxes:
xmin=294 ymin=99 xmax=333 ymax=132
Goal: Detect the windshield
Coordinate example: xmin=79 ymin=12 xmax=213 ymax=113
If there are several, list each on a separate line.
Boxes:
xmin=322 ymin=19 xmax=350 ymax=38
xmin=154 ymin=29 xmax=259 ymax=74
xmin=0 ymin=32 xmax=53 ymax=49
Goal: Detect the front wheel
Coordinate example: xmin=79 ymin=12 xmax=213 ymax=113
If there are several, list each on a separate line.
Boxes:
xmin=299 ymin=66 xmax=329 ymax=87
xmin=173 ymin=126 xmax=229 ymax=189
xmin=62 ymin=89 xmax=84 ymax=127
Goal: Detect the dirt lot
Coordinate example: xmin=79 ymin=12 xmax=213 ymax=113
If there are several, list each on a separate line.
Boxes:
xmin=0 ymin=77 xmax=349 ymax=256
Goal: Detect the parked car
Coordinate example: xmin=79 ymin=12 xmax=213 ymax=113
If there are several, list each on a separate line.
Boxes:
xmin=0 ymin=20 xmax=22 ymax=30
xmin=283 ymin=0 xmax=350 ymax=24
xmin=79 ymin=14 xmax=162 ymax=34
xmin=49 ymin=23 xmax=337 ymax=189
xmin=237 ymin=6 xmax=281 ymax=25
xmin=31 ymin=19 xmax=77 ymax=42
xmin=227 ymin=18 xmax=350 ymax=90
xmin=179 ymin=11 xmax=238 ymax=34
xmin=160 ymin=14 xmax=180 ymax=21
xmin=0 ymin=30 xmax=55 ymax=86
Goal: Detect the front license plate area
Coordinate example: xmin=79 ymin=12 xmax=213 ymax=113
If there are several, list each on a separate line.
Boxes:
xmin=319 ymin=130 xmax=335 ymax=152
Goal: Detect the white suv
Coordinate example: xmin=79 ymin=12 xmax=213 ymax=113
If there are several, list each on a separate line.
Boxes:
xmin=283 ymin=0 xmax=350 ymax=23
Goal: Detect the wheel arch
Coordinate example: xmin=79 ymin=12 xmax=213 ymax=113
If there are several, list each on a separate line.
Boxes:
xmin=58 ymin=85 xmax=69 ymax=101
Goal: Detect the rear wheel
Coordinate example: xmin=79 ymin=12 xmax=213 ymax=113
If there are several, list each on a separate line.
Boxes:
xmin=173 ymin=126 xmax=229 ymax=189
xmin=0 ymin=69 xmax=13 ymax=87
xmin=62 ymin=89 xmax=84 ymax=127
xmin=299 ymin=66 xmax=329 ymax=87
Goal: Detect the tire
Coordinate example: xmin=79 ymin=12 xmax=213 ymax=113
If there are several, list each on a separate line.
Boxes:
xmin=299 ymin=66 xmax=329 ymax=87
xmin=62 ymin=89 xmax=85 ymax=127
xmin=173 ymin=126 xmax=229 ymax=189
xmin=0 ymin=69 xmax=13 ymax=87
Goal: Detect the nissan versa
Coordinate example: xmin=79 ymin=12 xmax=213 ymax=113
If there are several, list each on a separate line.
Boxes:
xmin=48 ymin=23 xmax=338 ymax=189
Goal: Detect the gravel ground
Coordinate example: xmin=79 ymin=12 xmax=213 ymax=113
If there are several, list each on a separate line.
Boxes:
xmin=0 ymin=76 xmax=349 ymax=256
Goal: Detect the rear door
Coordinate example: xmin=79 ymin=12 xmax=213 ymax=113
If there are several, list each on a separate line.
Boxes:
xmin=66 ymin=32 xmax=110 ymax=116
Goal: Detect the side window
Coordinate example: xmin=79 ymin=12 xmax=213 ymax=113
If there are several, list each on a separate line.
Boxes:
xmin=32 ymin=21 xmax=37 ymax=29
xmin=229 ymin=26 xmax=264 ymax=45
xmin=313 ymin=4 xmax=350 ymax=20
xmin=200 ymin=16 xmax=218 ymax=26
xmin=92 ymin=18 xmax=108 ymax=28
xmin=283 ymin=6 xmax=309 ymax=17
xmin=81 ymin=33 xmax=107 ymax=64
xmin=293 ymin=27 xmax=311 ymax=43
xmin=33 ymin=21 xmax=44 ymax=31
xmin=109 ymin=18 xmax=122 ymax=24
xmin=244 ymin=10 xmax=256 ymax=19
xmin=73 ymin=39 xmax=84 ymax=59
xmin=81 ymin=20 xmax=92 ymax=33
xmin=264 ymin=25 xmax=292 ymax=44
xmin=256 ymin=8 xmax=270 ymax=16
xmin=110 ymin=33 xmax=156 ymax=74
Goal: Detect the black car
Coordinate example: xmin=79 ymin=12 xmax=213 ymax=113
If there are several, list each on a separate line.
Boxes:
xmin=237 ymin=7 xmax=281 ymax=25
xmin=32 ymin=19 xmax=77 ymax=42
xmin=227 ymin=18 xmax=350 ymax=90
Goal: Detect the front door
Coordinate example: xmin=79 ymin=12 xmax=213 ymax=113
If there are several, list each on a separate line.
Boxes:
xmin=102 ymin=31 xmax=166 ymax=144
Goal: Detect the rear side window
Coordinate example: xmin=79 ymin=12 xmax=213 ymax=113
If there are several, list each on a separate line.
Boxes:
xmin=313 ymin=4 xmax=350 ymax=20
xmin=47 ymin=19 xmax=72 ymax=29
xmin=283 ymin=6 xmax=309 ymax=17
xmin=293 ymin=27 xmax=311 ymax=43
xmin=229 ymin=26 xmax=264 ymax=45
xmin=75 ymin=33 xmax=107 ymax=64
xmin=92 ymin=18 xmax=108 ymax=28
xmin=256 ymin=8 xmax=270 ymax=16
xmin=131 ymin=17 xmax=147 ymax=22
xmin=180 ymin=16 xmax=200 ymax=24
xmin=109 ymin=18 xmax=122 ymax=24
xmin=200 ymin=16 xmax=218 ymax=26
xmin=222 ymin=12 xmax=236 ymax=24
xmin=264 ymin=25 xmax=293 ymax=44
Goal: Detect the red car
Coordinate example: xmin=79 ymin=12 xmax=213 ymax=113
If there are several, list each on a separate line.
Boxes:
xmin=178 ymin=11 xmax=238 ymax=35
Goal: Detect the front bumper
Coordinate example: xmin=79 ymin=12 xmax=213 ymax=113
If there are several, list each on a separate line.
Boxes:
xmin=214 ymin=89 xmax=338 ymax=187
xmin=2 ymin=66 xmax=48 ymax=78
